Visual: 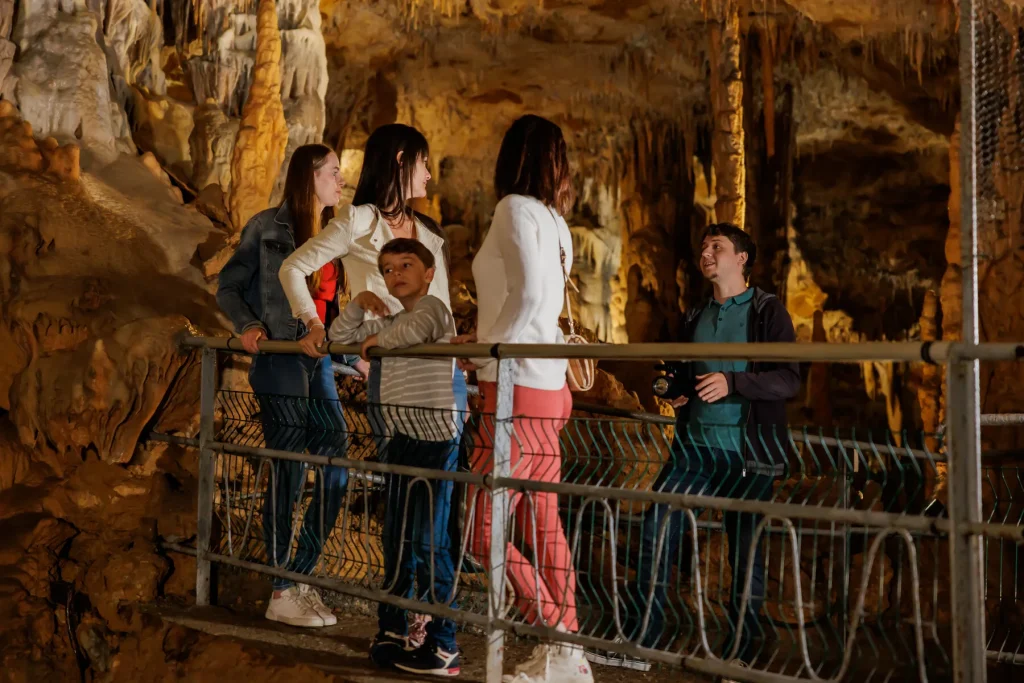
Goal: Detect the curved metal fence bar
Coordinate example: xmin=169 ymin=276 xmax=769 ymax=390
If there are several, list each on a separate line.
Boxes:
xmin=150 ymin=338 xmax=1024 ymax=683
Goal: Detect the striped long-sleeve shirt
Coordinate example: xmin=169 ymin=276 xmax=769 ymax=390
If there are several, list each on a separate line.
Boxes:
xmin=331 ymin=295 xmax=459 ymax=442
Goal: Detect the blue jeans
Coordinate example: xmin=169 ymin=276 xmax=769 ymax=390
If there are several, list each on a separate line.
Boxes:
xmin=626 ymin=444 xmax=773 ymax=662
xmin=249 ymin=354 xmax=350 ymax=590
xmin=372 ymin=363 xmax=467 ymax=652
xmin=378 ymin=433 xmax=460 ymax=652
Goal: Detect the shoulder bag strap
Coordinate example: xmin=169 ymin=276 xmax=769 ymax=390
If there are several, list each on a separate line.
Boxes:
xmin=547 ymin=206 xmax=578 ymax=336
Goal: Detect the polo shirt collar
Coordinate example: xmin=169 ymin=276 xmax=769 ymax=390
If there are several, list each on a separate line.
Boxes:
xmin=709 ymin=287 xmax=754 ymax=310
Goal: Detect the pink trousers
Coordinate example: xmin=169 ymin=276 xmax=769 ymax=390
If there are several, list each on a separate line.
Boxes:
xmin=466 ymin=381 xmax=578 ymax=631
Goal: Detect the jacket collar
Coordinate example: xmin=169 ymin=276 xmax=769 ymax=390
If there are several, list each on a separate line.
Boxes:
xmin=273 ymin=202 xmax=293 ymax=228
xmin=368 ymin=207 xmax=443 ymax=252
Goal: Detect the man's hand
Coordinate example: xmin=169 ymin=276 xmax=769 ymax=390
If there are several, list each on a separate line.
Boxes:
xmin=240 ymin=327 xmax=265 ymax=354
xmin=353 ymin=358 xmax=371 ymax=381
xmin=360 ymin=334 xmax=379 ymax=361
xmin=298 ymin=323 xmax=328 ymax=358
xmin=353 ymin=291 xmax=389 ymax=317
xmin=451 ymin=333 xmax=478 ymax=372
xmin=695 ymin=373 xmax=730 ymax=403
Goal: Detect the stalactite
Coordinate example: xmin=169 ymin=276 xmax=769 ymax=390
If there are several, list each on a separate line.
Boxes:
xmin=708 ymin=5 xmax=745 ymax=229
xmin=228 ymin=0 xmax=288 ymax=232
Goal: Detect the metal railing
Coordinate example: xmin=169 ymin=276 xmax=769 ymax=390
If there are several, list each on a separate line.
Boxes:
xmin=146 ymin=336 xmax=1024 ymax=683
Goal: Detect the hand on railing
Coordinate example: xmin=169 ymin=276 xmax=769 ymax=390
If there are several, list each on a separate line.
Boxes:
xmin=361 ymin=334 xmax=379 ymax=362
xmin=451 ymin=332 xmax=478 ymax=372
xmin=298 ymin=321 xmax=328 ymax=358
xmin=239 ymin=327 xmax=265 ymax=354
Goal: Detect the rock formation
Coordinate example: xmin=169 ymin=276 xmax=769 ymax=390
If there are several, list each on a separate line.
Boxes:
xmin=228 ymin=0 xmax=288 ymax=232
xmin=0 ymin=0 xmax=1021 ymax=680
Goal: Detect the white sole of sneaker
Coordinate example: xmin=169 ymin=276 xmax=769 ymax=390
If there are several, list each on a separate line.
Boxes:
xmin=265 ymin=613 xmax=324 ymax=628
xmin=585 ymin=651 xmax=652 ymax=672
xmin=393 ymin=664 xmax=460 ymax=677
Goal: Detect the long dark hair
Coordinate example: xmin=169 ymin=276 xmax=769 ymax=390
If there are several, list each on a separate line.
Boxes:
xmin=352 ymin=124 xmax=449 ymax=269
xmin=494 ymin=115 xmax=575 ymax=216
xmin=282 ymin=143 xmax=335 ymax=295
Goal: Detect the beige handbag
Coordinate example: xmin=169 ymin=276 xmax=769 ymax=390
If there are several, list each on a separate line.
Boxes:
xmin=554 ymin=211 xmax=595 ymax=393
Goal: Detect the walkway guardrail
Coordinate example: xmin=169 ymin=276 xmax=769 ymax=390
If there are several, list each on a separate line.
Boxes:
xmin=147 ymin=336 xmax=1023 ymax=683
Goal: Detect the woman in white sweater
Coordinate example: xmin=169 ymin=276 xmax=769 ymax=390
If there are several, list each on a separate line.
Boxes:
xmin=458 ymin=115 xmax=593 ymax=683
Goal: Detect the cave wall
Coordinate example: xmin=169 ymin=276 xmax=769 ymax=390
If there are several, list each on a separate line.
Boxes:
xmin=0 ymin=1 xmax=1021 ymax=680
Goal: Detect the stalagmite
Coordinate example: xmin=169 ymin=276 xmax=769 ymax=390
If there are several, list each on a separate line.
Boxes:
xmin=917 ymin=290 xmax=941 ymax=453
xmin=709 ymin=6 xmax=745 ymax=229
xmin=228 ymin=0 xmax=288 ymax=232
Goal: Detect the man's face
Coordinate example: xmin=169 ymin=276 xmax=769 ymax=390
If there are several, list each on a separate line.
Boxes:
xmin=381 ymin=252 xmax=434 ymax=299
xmin=699 ymin=235 xmax=747 ymax=282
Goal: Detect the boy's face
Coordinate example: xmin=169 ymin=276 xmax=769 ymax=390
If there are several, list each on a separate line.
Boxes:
xmin=380 ymin=252 xmax=434 ymax=299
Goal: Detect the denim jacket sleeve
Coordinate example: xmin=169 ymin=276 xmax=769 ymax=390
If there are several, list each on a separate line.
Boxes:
xmin=216 ymin=218 xmax=265 ymax=334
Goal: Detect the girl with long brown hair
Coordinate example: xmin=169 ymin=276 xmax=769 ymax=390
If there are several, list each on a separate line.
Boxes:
xmin=216 ymin=143 xmax=351 ymax=630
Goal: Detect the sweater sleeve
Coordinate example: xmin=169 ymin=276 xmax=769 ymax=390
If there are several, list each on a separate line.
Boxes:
xmin=329 ymin=300 xmax=392 ymax=344
xmin=478 ymin=201 xmax=546 ymax=344
xmin=280 ymin=204 xmax=362 ymax=324
xmin=376 ymin=297 xmax=452 ymax=349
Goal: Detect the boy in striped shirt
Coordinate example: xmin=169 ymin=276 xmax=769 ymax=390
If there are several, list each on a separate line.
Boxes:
xmin=330 ymin=238 xmax=463 ymax=677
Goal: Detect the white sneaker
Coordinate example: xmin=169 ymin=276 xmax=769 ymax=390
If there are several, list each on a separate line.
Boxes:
xmin=265 ymin=587 xmax=325 ymax=627
xmin=585 ymin=637 xmax=652 ymax=672
xmin=297 ymin=584 xmax=337 ymax=626
xmin=503 ymin=642 xmax=594 ymax=683
xmin=503 ymin=643 xmax=553 ymax=682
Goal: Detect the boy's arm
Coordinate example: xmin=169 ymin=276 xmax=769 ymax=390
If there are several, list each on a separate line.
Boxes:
xmin=724 ymin=301 xmax=801 ymax=401
xmin=375 ymin=297 xmax=451 ymax=350
xmin=329 ymin=301 xmax=392 ymax=344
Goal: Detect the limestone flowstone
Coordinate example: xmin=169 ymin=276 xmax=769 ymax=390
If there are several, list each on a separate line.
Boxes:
xmin=228 ymin=0 xmax=288 ymax=232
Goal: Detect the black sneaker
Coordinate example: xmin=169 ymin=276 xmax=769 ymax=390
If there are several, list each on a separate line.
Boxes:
xmin=369 ymin=631 xmax=410 ymax=669
xmin=393 ymin=641 xmax=461 ymax=677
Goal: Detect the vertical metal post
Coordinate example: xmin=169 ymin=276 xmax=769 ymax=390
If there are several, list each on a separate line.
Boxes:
xmin=196 ymin=347 xmax=218 ymax=606
xmin=950 ymin=1 xmax=988 ymax=680
xmin=486 ymin=358 xmax=515 ymax=683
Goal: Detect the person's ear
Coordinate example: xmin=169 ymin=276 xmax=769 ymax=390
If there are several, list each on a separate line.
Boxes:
xmin=423 ymin=266 xmax=436 ymax=284
xmin=396 ymin=150 xmax=404 ymax=167
xmin=738 ymin=252 xmax=748 ymax=267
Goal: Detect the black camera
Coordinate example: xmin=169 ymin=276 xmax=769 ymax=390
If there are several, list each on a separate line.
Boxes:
xmin=651 ymin=361 xmax=691 ymax=401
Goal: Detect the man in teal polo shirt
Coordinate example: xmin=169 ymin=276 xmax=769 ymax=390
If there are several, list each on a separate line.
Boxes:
xmin=588 ymin=224 xmax=800 ymax=674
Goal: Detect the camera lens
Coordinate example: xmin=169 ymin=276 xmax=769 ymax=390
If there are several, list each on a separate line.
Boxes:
xmin=652 ymin=376 xmax=671 ymax=396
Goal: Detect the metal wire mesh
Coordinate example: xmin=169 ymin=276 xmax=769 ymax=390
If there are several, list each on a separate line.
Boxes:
xmin=188 ymin=382 xmax=1024 ymax=679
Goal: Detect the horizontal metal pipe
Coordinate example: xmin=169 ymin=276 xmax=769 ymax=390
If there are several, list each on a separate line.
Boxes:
xmin=147 ymin=432 xmax=199 ymax=447
xmin=197 ymin=440 xmax=1022 ymax=542
xmin=495 ymin=476 xmax=1024 ymax=542
xmin=980 ymin=413 xmax=1024 ymax=426
xmin=162 ymin=541 xmax=198 ymax=556
xmin=203 ymin=552 xmax=490 ymax=629
xmin=986 ymin=649 xmax=1024 ymax=665
xmin=210 ymin=440 xmax=487 ymax=486
xmin=179 ymin=335 xmax=1024 ymax=363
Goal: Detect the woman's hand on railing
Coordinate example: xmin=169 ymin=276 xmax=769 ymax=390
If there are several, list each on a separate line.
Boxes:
xmin=451 ymin=332 xmax=478 ymax=371
xmin=298 ymin=323 xmax=328 ymax=358
xmin=239 ymin=327 xmax=265 ymax=354
xmin=353 ymin=358 xmax=371 ymax=381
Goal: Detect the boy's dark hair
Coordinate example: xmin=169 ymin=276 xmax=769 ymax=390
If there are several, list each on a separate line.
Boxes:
xmin=701 ymin=222 xmax=756 ymax=277
xmin=378 ymin=238 xmax=436 ymax=274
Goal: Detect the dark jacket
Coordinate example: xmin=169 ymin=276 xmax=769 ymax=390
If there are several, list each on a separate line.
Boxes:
xmin=672 ymin=287 xmax=800 ymax=476
xmin=216 ymin=203 xmax=341 ymax=341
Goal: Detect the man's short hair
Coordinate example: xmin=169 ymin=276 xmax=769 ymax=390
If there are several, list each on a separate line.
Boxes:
xmin=378 ymin=238 xmax=435 ymax=274
xmin=701 ymin=223 xmax=756 ymax=277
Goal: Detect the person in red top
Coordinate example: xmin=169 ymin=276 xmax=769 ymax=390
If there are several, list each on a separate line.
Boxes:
xmin=216 ymin=144 xmax=355 ymax=629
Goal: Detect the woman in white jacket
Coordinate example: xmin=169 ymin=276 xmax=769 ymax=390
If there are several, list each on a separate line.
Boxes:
xmin=457 ymin=115 xmax=593 ymax=683
xmin=277 ymin=124 xmax=467 ymax=669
